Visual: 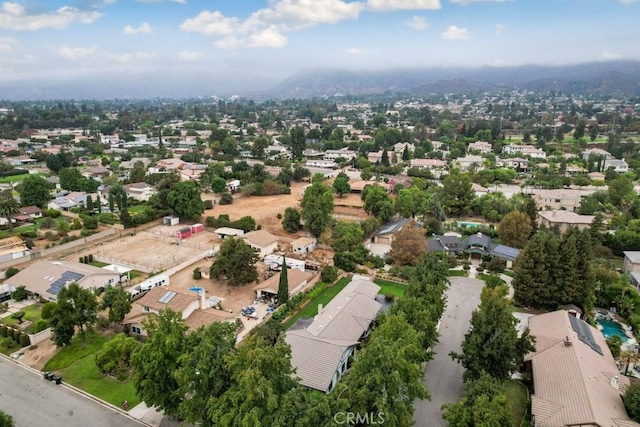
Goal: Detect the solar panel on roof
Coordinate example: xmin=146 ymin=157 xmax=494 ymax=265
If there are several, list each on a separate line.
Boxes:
xmin=46 ymin=270 xmax=85 ymax=295
xmin=158 ymin=291 xmax=177 ymax=304
xmin=569 ymin=314 xmax=603 ymax=355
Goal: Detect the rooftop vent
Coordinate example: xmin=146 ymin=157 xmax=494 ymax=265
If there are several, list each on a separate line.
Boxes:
xmin=564 ymin=336 xmax=572 ymax=346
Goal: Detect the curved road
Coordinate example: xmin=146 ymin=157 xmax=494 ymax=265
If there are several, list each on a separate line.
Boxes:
xmin=413 ymin=276 xmax=484 ymax=427
xmin=0 ymin=356 xmax=144 ymax=427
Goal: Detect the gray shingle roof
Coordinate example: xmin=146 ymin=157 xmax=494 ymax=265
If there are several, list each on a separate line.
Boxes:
xmin=490 ymin=244 xmax=520 ymax=262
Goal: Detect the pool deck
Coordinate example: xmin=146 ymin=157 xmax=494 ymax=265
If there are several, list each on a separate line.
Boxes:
xmin=595 ymin=309 xmax=637 ymax=347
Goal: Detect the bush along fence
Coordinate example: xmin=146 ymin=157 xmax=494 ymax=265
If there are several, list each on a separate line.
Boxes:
xmin=0 ymin=324 xmax=32 ymax=351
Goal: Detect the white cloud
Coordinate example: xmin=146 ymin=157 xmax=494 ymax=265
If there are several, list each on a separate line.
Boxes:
xmin=0 ymin=2 xmax=102 ymax=31
xmin=246 ymin=26 xmax=287 ymax=48
xmin=249 ymin=0 xmax=365 ymax=30
xmin=406 ymin=16 xmax=428 ymax=30
xmin=180 ymin=11 xmax=247 ymax=36
xmin=495 ymin=24 xmax=506 ymax=34
xmin=105 ymin=52 xmax=157 ymax=63
xmin=178 ymin=51 xmax=202 ymax=61
xmin=347 ymin=48 xmax=367 ymax=55
xmin=123 ymin=22 xmax=152 ymax=35
xmin=441 ymin=25 xmax=468 ymax=40
xmin=601 ymin=51 xmax=622 ymax=60
xmin=0 ymin=36 xmax=17 ymax=50
xmin=58 ymin=44 xmax=99 ymax=59
xmin=449 ymin=0 xmax=510 ymax=4
xmin=619 ymin=0 xmax=638 ymax=3
xmin=367 ymin=0 xmax=440 ymax=10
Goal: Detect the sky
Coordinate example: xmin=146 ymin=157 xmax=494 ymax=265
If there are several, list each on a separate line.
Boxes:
xmin=0 ymin=0 xmax=639 ymax=91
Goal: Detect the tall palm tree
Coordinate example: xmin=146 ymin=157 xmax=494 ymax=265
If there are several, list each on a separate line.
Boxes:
xmin=0 ymin=189 xmax=20 ymax=235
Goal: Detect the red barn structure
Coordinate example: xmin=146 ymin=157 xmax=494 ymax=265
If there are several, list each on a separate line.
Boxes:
xmin=190 ymin=223 xmax=204 ymax=234
xmin=176 ymin=227 xmax=192 ymax=240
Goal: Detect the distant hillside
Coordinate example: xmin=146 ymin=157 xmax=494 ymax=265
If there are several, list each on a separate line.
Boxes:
xmin=269 ymin=60 xmax=640 ymax=98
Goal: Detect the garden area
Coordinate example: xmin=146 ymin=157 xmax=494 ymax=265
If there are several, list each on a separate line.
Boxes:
xmin=373 ymin=279 xmax=407 ymax=299
xmin=43 ymin=332 xmax=140 ymax=409
xmin=504 ymin=380 xmax=530 ymax=426
xmin=282 ymin=277 xmax=351 ymax=329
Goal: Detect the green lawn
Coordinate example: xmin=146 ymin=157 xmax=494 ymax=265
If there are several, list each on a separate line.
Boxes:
xmin=504 ymin=380 xmax=529 ymax=426
xmin=89 ymin=261 xmax=110 ymax=267
xmin=284 ymin=277 xmax=351 ymax=329
xmin=448 ymin=269 xmax=468 ymax=277
xmin=1 ymin=304 xmax=43 ymax=327
xmin=0 ymin=173 xmax=37 ymax=184
xmin=43 ymin=332 xmax=140 ymax=409
xmin=128 ymin=205 xmax=146 ymax=215
xmin=374 ymin=279 xmax=407 ymax=298
xmin=0 ymin=222 xmax=39 ymax=238
xmin=477 ymin=273 xmax=506 ymax=285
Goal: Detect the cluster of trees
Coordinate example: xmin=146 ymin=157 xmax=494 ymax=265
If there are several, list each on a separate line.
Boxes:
xmin=512 ymin=228 xmax=596 ymax=312
xmin=300 ymin=176 xmax=334 ymax=238
xmin=444 ymin=285 xmax=535 ymax=426
xmin=209 ymin=237 xmax=260 ymax=286
xmin=133 ymin=252 xmax=450 ymax=426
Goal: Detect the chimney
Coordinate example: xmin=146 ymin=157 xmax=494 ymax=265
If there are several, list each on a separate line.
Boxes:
xmin=611 ymin=375 xmax=619 ymax=390
xmin=318 ymin=304 xmax=323 ymax=315
xmin=552 ymin=210 xmax=557 ymax=217
xmin=564 ymin=336 xmax=572 ymax=346
xmin=200 ymin=290 xmax=207 ymax=310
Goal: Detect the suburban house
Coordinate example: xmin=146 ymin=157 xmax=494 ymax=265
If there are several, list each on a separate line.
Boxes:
xmin=4 ymin=260 xmax=120 ymax=301
xmin=120 ymin=157 xmax=152 ymax=171
xmin=371 ymin=218 xmax=411 ymax=245
xmin=243 ymin=230 xmax=279 ymax=258
xmin=524 ymin=310 xmax=640 ymax=427
xmin=604 ymin=158 xmax=630 ymax=173
xmin=81 ymin=166 xmax=111 ymax=181
xmin=0 ymin=236 xmax=30 ymax=263
xmin=533 ymin=189 xmax=585 ymax=212
xmin=409 ymin=158 xmax=447 ymax=177
xmin=623 ymin=251 xmax=640 ymax=286
xmin=453 ymin=155 xmax=485 ymax=172
xmin=467 ymin=140 xmax=492 ymax=154
xmin=227 ymin=179 xmax=241 ymax=192
xmin=537 ymin=210 xmax=595 ymax=233
xmin=306 ymin=159 xmax=337 ymax=169
xmin=291 ymin=237 xmax=317 ymax=255
xmin=472 ymin=183 xmax=489 ymax=197
xmin=490 ymin=245 xmax=520 ymax=268
xmin=393 ymin=142 xmax=415 ymax=154
xmin=124 ymin=287 xmax=207 ymax=336
xmin=254 ymin=269 xmax=312 ymax=301
xmin=47 ymin=192 xmax=88 ymax=211
xmin=502 ymin=144 xmax=546 ymax=159
xmin=564 ymin=164 xmax=587 ymax=176
xmin=285 ymin=278 xmax=383 ymax=393
xmin=324 ymin=149 xmax=356 ymax=161
xmin=427 ymin=233 xmax=520 ymax=265
xmin=582 ymin=148 xmax=613 ymax=161
xmin=588 ymin=171 xmax=606 ymax=181
xmin=9 ymin=206 xmax=43 ymax=225
xmin=499 ymin=157 xmax=530 ymax=172
xmin=124 ymin=182 xmax=156 ymax=201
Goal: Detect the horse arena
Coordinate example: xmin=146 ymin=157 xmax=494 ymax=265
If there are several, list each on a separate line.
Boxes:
xmin=91 ymin=224 xmax=217 ymax=273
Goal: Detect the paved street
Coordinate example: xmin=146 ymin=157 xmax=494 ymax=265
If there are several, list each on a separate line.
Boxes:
xmin=413 ymin=276 xmax=484 ymax=427
xmin=0 ymin=356 xmax=144 ymax=427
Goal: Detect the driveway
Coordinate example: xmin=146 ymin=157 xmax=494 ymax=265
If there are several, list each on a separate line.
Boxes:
xmin=413 ymin=276 xmax=484 ymax=427
xmin=0 ymin=356 xmax=144 ymax=427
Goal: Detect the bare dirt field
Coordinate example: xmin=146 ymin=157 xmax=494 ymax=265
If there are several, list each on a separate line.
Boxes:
xmin=19 ymin=339 xmax=58 ymax=370
xmin=84 ymin=224 xmax=219 ymax=273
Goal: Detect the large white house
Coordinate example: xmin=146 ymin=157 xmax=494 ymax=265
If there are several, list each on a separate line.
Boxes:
xmin=502 ymin=144 xmax=546 ymax=159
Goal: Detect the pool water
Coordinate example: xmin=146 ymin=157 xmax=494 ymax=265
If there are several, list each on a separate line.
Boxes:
xmin=458 ymin=221 xmax=481 ymax=228
xmin=598 ymin=319 xmax=629 ymax=342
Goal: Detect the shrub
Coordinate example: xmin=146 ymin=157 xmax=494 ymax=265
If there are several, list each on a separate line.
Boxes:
xmin=321 ymin=266 xmax=338 ymax=284
xmin=624 ymin=383 xmax=640 ymax=422
xmin=476 ymin=266 xmax=485 ymax=273
xmin=24 ymin=238 xmax=34 ymax=249
xmin=11 ymin=286 xmax=28 ymax=301
xmin=11 ymin=311 xmax=25 ymax=324
xmin=13 ymin=330 xmax=21 ymax=341
xmin=204 ymin=199 xmax=213 ymax=209
xmin=32 ymin=319 xmax=49 ymax=333
xmin=276 ymin=213 xmax=282 ymax=219
xmin=384 ymin=293 xmax=396 ymax=302
xmin=41 ymin=302 xmax=57 ymax=320
xmin=46 ymin=209 xmax=61 ymax=218
xmin=19 ymin=333 xmax=30 ymax=347
xmin=96 ymin=315 xmax=110 ymax=329
xmin=0 ymin=325 xmax=7 ymax=337
xmin=0 ymin=336 xmax=15 ymax=349
xmin=88 ymin=254 xmax=94 ymax=263
xmin=463 ymin=264 xmax=471 ymax=271
xmin=5 ymin=267 xmax=19 ymax=278
xmin=486 ymin=257 xmax=506 ymax=274
xmin=97 ymin=213 xmax=116 ymax=225
xmin=219 ymin=192 xmax=233 ymax=205
xmin=193 ymin=267 xmax=202 ymax=280
xmin=20 ymin=230 xmax=37 ymax=238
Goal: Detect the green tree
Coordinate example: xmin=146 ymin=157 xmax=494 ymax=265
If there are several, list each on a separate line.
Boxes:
xmin=100 ymin=285 xmax=132 ymax=324
xmin=16 ymin=175 xmax=52 ymax=208
xmin=0 ymin=190 xmax=19 ymax=235
xmin=50 ymin=283 xmax=98 ymax=346
xmin=442 ymin=372 xmax=514 ymax=427
xmin=86 ymin=194 xmax=93 ymax=211
xmin=175 ymin=322 xmax=237 ymax=426
xmin=332 ymin=176 xmax=350 ymax=197
xmin=289 ymin=126 xmax=306 ymax=161
xmin=574 ymin=119 xmax=586 ymax=140
xmin=336 ymin=314 xmax=429 ymax=426
xmin=625 ymin=383 xmax=640 ymax=422
xmin=362 ymin=184 xmax=394 ymax=222
xmin=129 ymin=160 xmax=147 ymax=183
xmin=395 ymin=186 xmax=425 ymax=219
xmin=95 ymin=333 xmax=139 ymax=381
xmin=210 ymin=237 xmax=259 ymax=286
xmin=0 ymin=409 xmax=14 ymax=427
xmin=441 ymin=174 xmax=475 ymax=216
xmin=607 ymin=335 xmax=623 ymax=358
xmin=300 ymin=180 xmax=334 ymax=238
xmin=608 ymin=175 xmax=634 ymax=206
xmin=208 ymin=335 xmax=300 ymax=426
xmin=167 ymin=181 xmax=205 ymax=221
xmin=451 ymin=286 xmax=534 ymax=381
xmin=211 ymin=176 xmax=227 ymax=193
xmin=281 ymin=207 xmax=301 ymax=233
xmin=381 ymin=148 xmax=390 ymax=166
xmin=497 ymin=210 xmax=533 ymax=248
xmin=331 ymin=220 xmax=364 ymax=253
xmin=277 ymin=257 xmax=289 ymax=305
xmin=131 ymin=309 xmax=187 ymax=417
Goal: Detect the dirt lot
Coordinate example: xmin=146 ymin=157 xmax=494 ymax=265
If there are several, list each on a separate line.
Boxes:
xmin=83 ymin=224 xmax=219 ymax=273
xmin=19 ymin=339 xmax=58 ymax=370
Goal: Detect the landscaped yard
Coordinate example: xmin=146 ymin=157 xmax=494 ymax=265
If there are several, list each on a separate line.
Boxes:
xmin=284 ymin=277 xmax=351 ymax=329
xmin=504 ymin=380 xmax=529 ymax=426
xmin=448 ymin=269 xmax=468 ymax=277
xmin=43 ymin=332 xmax=140 ymax=409
xmin=1 ymin=304 xmax=43 ymax=329
xmin=374 ymin=279 xmax=407 ymax=298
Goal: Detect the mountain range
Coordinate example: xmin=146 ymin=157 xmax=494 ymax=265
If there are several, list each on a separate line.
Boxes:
xmin=1 ymin=60 xmax=639 ymax=100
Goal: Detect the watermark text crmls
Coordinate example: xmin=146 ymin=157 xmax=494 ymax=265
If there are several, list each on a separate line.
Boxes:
xmin=334 ymin=412 xmax=385 ymax=425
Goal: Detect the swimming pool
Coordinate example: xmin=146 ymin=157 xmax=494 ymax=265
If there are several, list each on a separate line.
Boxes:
xmin=598 ymin=319 xmax=629 ymax=342
xmin=188 ymin=286 xmax=203 ymax=292
xmin=457 ymin=221 xmax=482 ymax=228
